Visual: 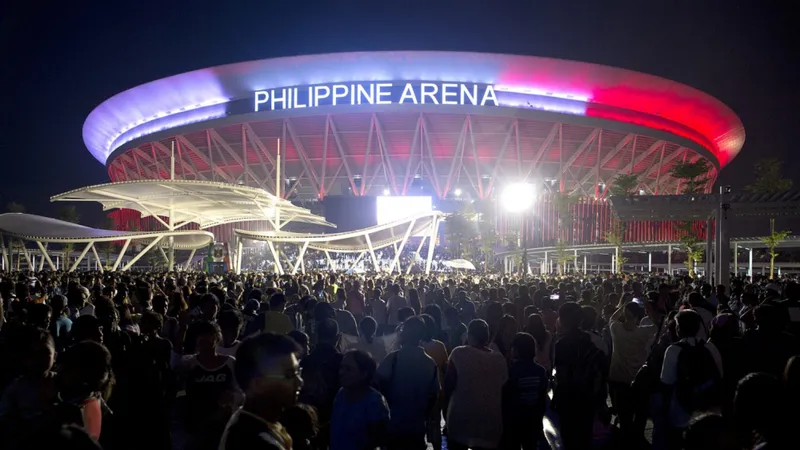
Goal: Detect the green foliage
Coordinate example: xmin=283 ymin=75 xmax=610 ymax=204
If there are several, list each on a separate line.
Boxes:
xmin=552 ymin=191 xmax=579 ymax=243
xmin=554 ymin=240 xmax=577 ymax=275
xmin=676 ymin=221 xmax=704 ymax=277
xmin=670 ymin=160 xmax=712 ymax=194
xmin=746 ymin=158 xmax=793 ymax=194
xmin=746 ymin=158 xmax=792 ymax=279
xmin=605 ymin=218 xmax=628 ymax=273
xmin=608 ymin=174 xmax=640 ymax=197
xmin=6 ymin=202 xmax=25 ymax=213
xmin=443 ymin=202 xmax=479 ymax=259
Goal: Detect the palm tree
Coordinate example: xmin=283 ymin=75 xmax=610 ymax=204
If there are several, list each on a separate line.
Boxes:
xmin=676 ymin=221 xmax=704 ymax=277
xmin=608 ymin=173 xmax=640 ymax=197
xmin=746 ymin=158 xmax=793 ymax=279
xmin=605 ymin=173 xmax=640 ymax=272
xmin=552 ymin=191 xmax=579 ymax=244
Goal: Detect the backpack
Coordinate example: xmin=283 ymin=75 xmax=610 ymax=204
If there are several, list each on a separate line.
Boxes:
xmin=674 ymin=342 xmax=721 ymax=413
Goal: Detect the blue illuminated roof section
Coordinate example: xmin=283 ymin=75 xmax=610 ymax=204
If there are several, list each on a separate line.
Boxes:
xmin=83 ymin=51 xmax=745 ymax=167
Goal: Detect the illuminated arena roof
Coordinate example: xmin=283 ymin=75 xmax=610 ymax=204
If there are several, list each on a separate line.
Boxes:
xmin=86 ymin=51 xmax=745 ymax=199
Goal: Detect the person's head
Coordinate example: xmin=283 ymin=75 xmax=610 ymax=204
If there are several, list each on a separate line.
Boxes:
xmin=399 ymin=316 xmax=427 ymax=348
xmin=269 ymin=293 xmax=287 ymax=312
xmin=494 ymin=314 xmax=518 ymax=348
xmin=675 ymin=309 xmax=702 ymax=339
xmin=683 ymin=413 xmax=737 ymax=450
xmin=140 ymin=311 xmax=163 ymax=337
xmin=17 ymin=326 xmax=55 ymax=377
xmin=234 ymin=333 xmax=302 ymax=413
xmin=316 ymin=318 xmax=340 ymax=345
xmin=359 ymin=316 xmax=377 ymax=342
xmin=152 ymin=294 xmax=169 ymax=316
xmin=70 ymin=315 xmax=103 ymax=344
xmin=57 ymin=341 xmax=113 ymax=400
xmin=419 ymin=314 xmax=438 ymax=343
xmin=754 ymin=304 xmax=788 ymax=333
xmin=557 ymin=302 xmax=583 ymax=332
xmin=287 ymin=330 xmax=310 ymax=358
xmin=580 ymin=305 xmax=598 ymax=331
xmin=193 ymin=321 xmax=222 ymax=355
xmin=466 ymin=319 xmax=490 ymax=347
xmin=313 ymin=302 xmax=336 ymax=322
xmin=623 ymin=301 xmax=645 ymax=328
xmin=218 ymin=309 xmax=244 ymax=344
xmin=734 ymin=372 xmax=785 ymax=446
xmin=510 ymin=332 xmax=537 ymax=362
xmin=397 ymin=306 xmax=415 ymax=324
xmin=339 ymin=349 xmax=377 ymax=389
xmin=199 ymin=293 xmax=220 ymax=321
xmin=93 ymin=296 xmax=119 ymax=332
xmin=50 ymin=294 xmax=69 ymax=317
xmin=709 ymin=313 xmax=739 ymax=341
xmin=27 ymin=303 xmax=52 ymax=330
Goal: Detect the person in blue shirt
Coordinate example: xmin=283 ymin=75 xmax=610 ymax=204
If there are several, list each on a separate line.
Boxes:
xmin=501 ymin=332 xmax=548 ymax=450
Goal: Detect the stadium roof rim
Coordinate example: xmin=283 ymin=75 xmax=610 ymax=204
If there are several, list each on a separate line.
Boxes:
xmin=84 ymin=51 xmax=745 ymax=169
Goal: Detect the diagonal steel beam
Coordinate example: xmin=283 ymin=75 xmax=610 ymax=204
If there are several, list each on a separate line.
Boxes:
xmin=420 ymin=114 xmax=443 ymax=197
xmin=327 ymin=116 xmax=358 ymax=194
xmin=486 ymin=120 xmax=516 ymax=196
xmin=360 ymin=118 xmax=375 ymax=195
xmin=524 ymin=122 xmax=560 ymax=181
xmin=466 ymin=117 xmax=485 ymax=198
xmin=284 ymin=119 xmax=322 ymax=196
xmin=176 ymin=135 xmax=236 ymax=183
xmin=443 ymin=117 xmax=469 ymax=197
xmin=132 ymin=148 xmax=167 ymax=179
xmin=401 ymin=115 xmax=422 ymax=195
xmin=616 ymin=139 xmax=665 ymax=175
xmin=208 ymin=129 xmax=267 ymax=187
xmin=579 ymin=133 xmax=635 ymax=186
xmin=152 ymin=141 xmax=205 ymax=180
xmin=373 ymin=115 xmax=399 ymax=195
xmin=558 ymin=128 xmax=600 ymax=178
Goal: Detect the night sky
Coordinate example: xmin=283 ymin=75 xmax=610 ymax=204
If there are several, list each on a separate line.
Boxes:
xmin=1 ymin=0 xmax=797 ymax=228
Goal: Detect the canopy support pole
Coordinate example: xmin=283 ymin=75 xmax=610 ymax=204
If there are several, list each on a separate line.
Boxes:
xmin=0 ymin=236 xmax=8 ymax=271
xmin=364 ymin=234 xmax=380 ymax=272
xmin=389 ymin=219 xmax=416 ymax=274
xmin=185 ymin=248 xmax=197 ymax=271
xmin=70 ymin=242 xmax=95 ymax=272
xmin=267 ymin=241 xmax=284 ymax=275
xmin=236 ymin=238 xmax=244 ymax=274
xmin=292 ymin=241 xmax=309 ymax=275
xmin=348 ymin=252 xmax=366 ymax=272
xmin=325 ymin=251 xmax=334 ymax=271
xmin=90 ymin=245 xmax=104 ymax=273
xmin=38 ymin=243 xmax=48 ymax=271
xmin=425 ymin=217 xmax=440 ymax=275
xmin=123 ymin=236 xmax=163 ymax=271
xmin=406 ymin=234 xmax=428 ymax=275
xmin=35 ymin=241 xmax=55 ymax=271
xmin=112 ymin=240 xmax=131 ymax=271
xmin=19 ymin=240 xmax=32 ymax=270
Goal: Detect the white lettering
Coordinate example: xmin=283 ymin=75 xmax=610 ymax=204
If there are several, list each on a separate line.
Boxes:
xmin=441 ymin=83 xmax=458 ymax=105
xmin=356 ymin=84 xmax=374 ymax=105
xmin=481 ymin=85 xmax=498 ymax=106
xmin=460 ymin=84 xmax=478 ymax=105
xmin=271 ymin=88 xmax=287 ymax=110
xmin=293 ymin=87 xmax=307 ymax=108
xmin=375 ymin=83 xmax=393 ymax=104
xmin=399 ymin=83 xmax=418 ymax=104
xmin=332 ymin=85 xmax=348 ymax=105
xmin=420 ymin=83 xmax=439 ymax=104
xmin=254 ymin=91 xmax=269 ymax=111
xmin=350 ymin=84 xmax=356 ymax=104
xmin=314 ymin=85 xmax=331 ymax=107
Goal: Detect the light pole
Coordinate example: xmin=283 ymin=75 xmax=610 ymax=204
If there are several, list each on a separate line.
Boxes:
xmin=502 ymin=182 xmax=536 ymax=276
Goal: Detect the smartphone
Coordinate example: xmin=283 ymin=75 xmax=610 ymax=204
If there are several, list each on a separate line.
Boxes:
xmin=550 ymin=294 xmax=560 ymax=300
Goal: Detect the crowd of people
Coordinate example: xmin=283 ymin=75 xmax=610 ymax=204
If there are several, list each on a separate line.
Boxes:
xmin=0 ymin=268 xmax=799 ymax=450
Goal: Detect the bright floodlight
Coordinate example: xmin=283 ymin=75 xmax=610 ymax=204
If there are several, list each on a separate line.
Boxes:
xmin=501 ymin=182 xmax=535 ymax=213
xmin=382 ymin=188 xmax=390 ymax=196
xmin=454 ymin=188 xmax=463 ymax=197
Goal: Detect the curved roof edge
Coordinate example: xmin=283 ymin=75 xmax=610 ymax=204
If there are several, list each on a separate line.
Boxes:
xmin=0 ymin=213 xmax=214 ymax=250
xmin=84 ymin=51 xmax=745 ymax=169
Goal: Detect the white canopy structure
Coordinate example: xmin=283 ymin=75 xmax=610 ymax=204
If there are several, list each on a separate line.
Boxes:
xmin=233 ymin=211 xmax=444 ymax=275
xmin=51 ymin=179 xmax=334 ymax=270
xmin=0 ymin=213 xmax=214 ymax=272
xmin=443 ymin=259 xmax=477 ymax=271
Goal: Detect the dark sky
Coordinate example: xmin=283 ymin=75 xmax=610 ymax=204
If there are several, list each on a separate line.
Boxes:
xmin=1 ymin=0 xmax=797 ymax=227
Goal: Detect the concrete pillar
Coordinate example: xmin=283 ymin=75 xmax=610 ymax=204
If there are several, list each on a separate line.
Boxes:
xmin=583 ymin=254 xmax=587 ymax=275
xmin=667 ymin=244 xmax=672 ymax=275
xmin=648 ymin=252 xmax=652 ymax=272
xmin=573 ymin=249 xmax=578 ymax=273
xmin=705 ymin=217 xmax=713 ymax=279
xmin=733 ymin=243 xmax=738 ymax=276
xmin=544 ymin=251 xmax=548 ymax=274
xmin=748 ymin=248 xmax=753 ymax=278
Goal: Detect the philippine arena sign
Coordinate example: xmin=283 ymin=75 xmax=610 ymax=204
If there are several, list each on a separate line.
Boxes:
xmin=254 ymin=82 xmax=498 ymax=112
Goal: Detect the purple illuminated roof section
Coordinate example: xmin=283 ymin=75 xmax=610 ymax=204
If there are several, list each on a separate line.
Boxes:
xmin=83 ymin=51 xmax=745 ymax=167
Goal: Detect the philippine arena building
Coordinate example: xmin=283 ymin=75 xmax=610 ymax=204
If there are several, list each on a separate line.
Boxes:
xmin=83 ymin=51 xmax=745 ymax=249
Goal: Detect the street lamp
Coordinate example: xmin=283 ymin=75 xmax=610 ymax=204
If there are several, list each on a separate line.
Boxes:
xmin=502 ymin=182 xmax=536 ymax=275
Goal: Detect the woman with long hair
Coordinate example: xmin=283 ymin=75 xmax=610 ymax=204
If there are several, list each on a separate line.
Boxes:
xmin=525 ymin=314 xmax=552 ymax=376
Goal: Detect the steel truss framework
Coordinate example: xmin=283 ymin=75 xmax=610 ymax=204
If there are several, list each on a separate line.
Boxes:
xmin=232 ymin=211 xmax=444 ymax=276
xmin=0 ymin=213 xmax=214 ymax=272
xmin=107 ymin=113 xmax=718 ymax=200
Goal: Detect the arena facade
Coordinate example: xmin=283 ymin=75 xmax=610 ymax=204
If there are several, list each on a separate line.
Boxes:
xmin=83 ymin=51 xmax=744 ymax=246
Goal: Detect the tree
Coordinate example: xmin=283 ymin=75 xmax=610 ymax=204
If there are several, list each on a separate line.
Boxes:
xmin=670 ymin=160 xmax=712 ymax=194
xmin=443 ymin=203 xmax=479 ymax=259
xmin=746 ymin=158 xmax=793 ymax=279
xmin=477 ymin=221 xmax=499 ymax=272
xmin=608 ymin=173 xmax=640 ymax=197
xmin=552 ymin=191 xmax=579 ymax=243
xmin=554 ymin=240 xmax=576 ymax=275
xmin=6 ymin=202 xmax=25 ymax=213
xmin=676 ymin=221 xmax=704 ymax=277
xmin=605 ymin=218 xmax=628 ymax=273
xmin=101 ymin=216 xmax=119 ymax=268
xmin=58 ymin=206 xmax=80 ymax=271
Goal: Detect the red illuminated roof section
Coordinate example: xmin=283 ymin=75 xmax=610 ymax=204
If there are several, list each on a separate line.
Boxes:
xmin=85 ymin=51 xmax=745 ymax=167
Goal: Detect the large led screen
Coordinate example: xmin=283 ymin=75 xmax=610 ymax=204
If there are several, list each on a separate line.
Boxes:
xmin=376 ymin=196 xmax=432 ymax=236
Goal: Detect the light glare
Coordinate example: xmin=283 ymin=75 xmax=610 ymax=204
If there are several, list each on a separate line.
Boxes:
xmin=501 ymin=182 xmax=536 ymax=213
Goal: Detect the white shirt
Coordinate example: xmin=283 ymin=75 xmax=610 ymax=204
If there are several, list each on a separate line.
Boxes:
xmin=609 ymin=321 xmax=657 ymax=384
xmin=659 ymin=338 xmax=724 ymax=428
